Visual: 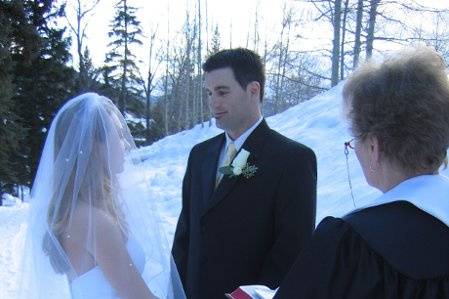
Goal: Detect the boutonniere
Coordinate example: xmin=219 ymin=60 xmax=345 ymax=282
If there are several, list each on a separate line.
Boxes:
xmin=219 ymin=149 xmax=258 ymax=179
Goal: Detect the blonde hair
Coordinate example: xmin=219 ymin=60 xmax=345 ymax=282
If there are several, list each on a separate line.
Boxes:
xmin=43 ymin=98 xmax=127 ymax=273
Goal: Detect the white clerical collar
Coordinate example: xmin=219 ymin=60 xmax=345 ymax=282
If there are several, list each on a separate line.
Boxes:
xmin=360 ymin=174 xmax=449 ymax=228
xmin=224 ymin=117 xmax=263 ymax=151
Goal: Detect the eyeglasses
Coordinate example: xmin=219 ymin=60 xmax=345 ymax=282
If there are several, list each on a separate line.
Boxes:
xmin=344 ymin=138 xmax=355 ymax=154
xmin=344 ymin=138 xmax=356 ymax=208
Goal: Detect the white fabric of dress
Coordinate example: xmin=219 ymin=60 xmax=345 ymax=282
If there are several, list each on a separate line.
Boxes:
xmin=70 ymin=237 xmax=145 ymax=299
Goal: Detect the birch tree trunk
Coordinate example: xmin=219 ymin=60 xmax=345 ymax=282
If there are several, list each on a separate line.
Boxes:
xmin=119 ymin=0 xmax=129 ymax=113
xmin=144 ymin=30 xmax=156 ymax=144
xmin=366 ymin=0 xmax=380 ymax=58
xmin=353 ymin=0 xmax=364 ymax=68
xmin=164 ymin=5 xmax=170 ymax=136
xmin=340 ymin=0 xmax=349 ymax=80
xmin=66 ymin=0 xmax=101 ymax=91
xmin=331 ymin=0 xmax=342 ymax=87
xmin=197 ymin=0 xmax=204 ymax=127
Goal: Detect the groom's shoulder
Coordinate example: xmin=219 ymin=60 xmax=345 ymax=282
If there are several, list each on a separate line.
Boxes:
xmin=268 ymin=128 xmax=315 ymax=157
xmin=190 ymin=133 xmax=223 ymax=153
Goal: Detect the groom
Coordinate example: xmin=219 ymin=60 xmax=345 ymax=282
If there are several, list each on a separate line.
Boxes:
xmin=172 ymin=48 xmax=317 ymax=299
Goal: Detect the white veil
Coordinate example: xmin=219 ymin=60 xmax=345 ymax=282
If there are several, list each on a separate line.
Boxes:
xmin=18 ymin=93 xmax=185 ymax=299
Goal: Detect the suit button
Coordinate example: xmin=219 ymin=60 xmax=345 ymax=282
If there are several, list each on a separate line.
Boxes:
xmin=201 ymin=225 xmax=206 ymax=234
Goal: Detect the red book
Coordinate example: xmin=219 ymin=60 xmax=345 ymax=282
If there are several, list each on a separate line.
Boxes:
xmin=225 ymin=285 xmax=276 ymax=299
xmin=225 ymin=287 xmax=253 ymax=299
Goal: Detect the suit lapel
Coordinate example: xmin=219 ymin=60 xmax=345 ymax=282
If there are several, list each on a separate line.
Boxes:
xmin=200 ymin=134 xmax=224 ymax=211
xmin=202 ymin=120 xmax=270 ymax=215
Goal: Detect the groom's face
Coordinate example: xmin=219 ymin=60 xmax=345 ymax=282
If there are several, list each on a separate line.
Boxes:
xmin=205 ymin=67 xmax=260 ymax=139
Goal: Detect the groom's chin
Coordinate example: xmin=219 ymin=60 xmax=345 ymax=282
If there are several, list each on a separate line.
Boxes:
xmin=214 ymin=119 xmax=225 ymax=130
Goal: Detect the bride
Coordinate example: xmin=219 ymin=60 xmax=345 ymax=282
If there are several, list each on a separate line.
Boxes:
xmin=18 ymin=93 xmax=185 ymax=299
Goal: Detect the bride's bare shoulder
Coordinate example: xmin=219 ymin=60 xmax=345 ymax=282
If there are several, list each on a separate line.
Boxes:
xmin=68 ymin=204 xmax=122 ymax=239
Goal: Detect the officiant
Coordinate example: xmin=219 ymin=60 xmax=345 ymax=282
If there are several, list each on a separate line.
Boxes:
xmin=275 ymin=47 xmax=449 ymax=298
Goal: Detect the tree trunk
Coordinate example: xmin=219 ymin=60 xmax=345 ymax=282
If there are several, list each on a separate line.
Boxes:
xmin=274 ymin=2 xmax=288 ymax=113
xmin=119 ymin=0 xmax=129 ymax=113
xmin=67 ymin=0 xmax=101 ymax=91
xmin=75 ymin=0 xmax=87 ymax=91
xmin=353 ymin=0 xmax=364 ymax=68
xmin=185 ymin=26 xmax=192 ymax=130
xmin=205 ymin=0 xmax=209 ymax=55
xmin=263 ymin=39 xmax=268 ymax=65
xmin=164 ymin=5 xmax=170 ymax=136
xmin=76 ymin=7 xmax=87 ymax=90
xmin=197 ymin=0 xmax=204 ymax=127
xmin=186 ymin=70 xmax=191 ymax=129
xmin=245 ymin=20 xmax=250 ymax=48
xmin=253 ymin=5 xmax=259 ymax=51
xmin=164 ymin=71 xmax=169 ymax=136
xmin=366 ymin=0 xmax=380 ymax=59
xmin=331 ymin=0 xmax=342 ymax=87
xmin=145 ymin=30 xmax=156 ymax=144
xmin=280 ymin=8 xmax=292 ymax=111
xmin=340 ymin=0 xmax=349 ymax=80
xmin=145 ymin=71 xmax=152 ymax=143
xmin=229 ymin=22 xmax=233 ymax=48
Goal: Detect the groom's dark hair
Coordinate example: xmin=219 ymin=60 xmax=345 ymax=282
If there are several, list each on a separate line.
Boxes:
xmin=202 ymin=48 xmax=265 ymax=102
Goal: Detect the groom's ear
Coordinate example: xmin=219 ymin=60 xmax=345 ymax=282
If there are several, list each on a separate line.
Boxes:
xmin=247 ymin=81 xmax=260 ymax=101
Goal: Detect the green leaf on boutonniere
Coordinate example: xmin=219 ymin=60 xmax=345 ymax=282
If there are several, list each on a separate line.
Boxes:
xmin=242 ymin=164 xmax=258 ymax=178
xmin=218 ymin=166 xmax=234 ymax=175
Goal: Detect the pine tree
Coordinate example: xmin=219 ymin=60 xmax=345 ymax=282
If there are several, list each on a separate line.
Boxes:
xmin=9 ymin=0 xmax=76 ymax=187
xmin=0 ymin=2 xmax=25 ymax=203
xmin=81 ymin=47 xmax=100 ymax=90
xmin=104 ymin=0 xmax=143 ymax=113
xmin=65 ymin=0 xmax=101 ymax=92
xmin=209 ymin=25 xmax=221 ymax=55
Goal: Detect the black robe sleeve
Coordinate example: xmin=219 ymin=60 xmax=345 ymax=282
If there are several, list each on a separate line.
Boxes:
xmin=274 ymin=214 xmax=449 ymax=299
xmin=274 ymin=216 xmax=362 ymax=299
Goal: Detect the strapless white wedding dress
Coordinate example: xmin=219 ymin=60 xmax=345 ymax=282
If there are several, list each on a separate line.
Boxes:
xmin=70 ymin=238 xmax=146 ymax=299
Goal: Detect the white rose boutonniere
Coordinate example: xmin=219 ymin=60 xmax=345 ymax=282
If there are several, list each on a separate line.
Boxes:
xmin=219 ymin=149 xmax=258 ymax=179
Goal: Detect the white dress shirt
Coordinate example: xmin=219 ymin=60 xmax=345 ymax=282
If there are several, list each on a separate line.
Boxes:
xmin=216 ymin=117 xmax=263 ymax=177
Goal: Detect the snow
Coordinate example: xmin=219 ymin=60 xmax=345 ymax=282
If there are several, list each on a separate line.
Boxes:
xmin=125 ymin=112 xmax=146 ymax=127
xmin=0 ymin=204 xmax=28 ymax=298
xmin=2 ymin=82 xmax=448 ymax=297
xmin=1 ymin=194 xmax=23 ymax=207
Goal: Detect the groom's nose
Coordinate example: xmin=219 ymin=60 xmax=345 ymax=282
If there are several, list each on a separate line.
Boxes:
xmin=209 ymin=94 xmax=221 ymax=110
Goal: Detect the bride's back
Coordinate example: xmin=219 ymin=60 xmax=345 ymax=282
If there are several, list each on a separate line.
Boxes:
xmin=61 ymin=203 xmax=126 ymax=280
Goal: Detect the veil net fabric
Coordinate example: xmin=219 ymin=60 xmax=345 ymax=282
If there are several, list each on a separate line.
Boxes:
xmin=18 ymin=93 xmax=185 ymax=299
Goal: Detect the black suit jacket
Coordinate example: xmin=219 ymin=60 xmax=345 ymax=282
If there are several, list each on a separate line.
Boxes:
xmin=172 ymin=120 xmax=317 ymax=299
